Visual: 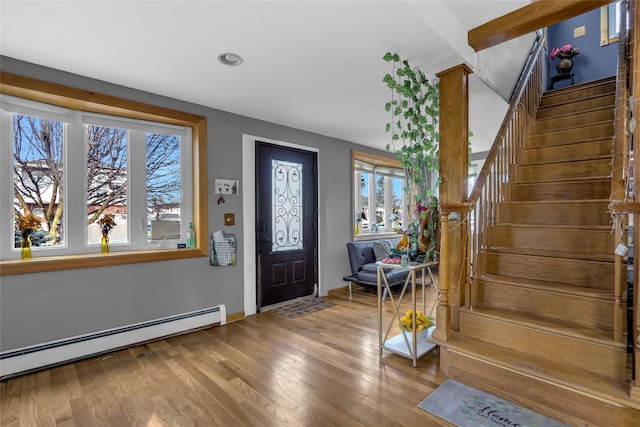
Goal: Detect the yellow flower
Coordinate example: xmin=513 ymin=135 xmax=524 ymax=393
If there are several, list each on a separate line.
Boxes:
xmin=400 ymin=309 xmax=434 ymax=332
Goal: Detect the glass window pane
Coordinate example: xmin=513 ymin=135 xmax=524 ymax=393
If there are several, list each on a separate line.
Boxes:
xmin=86 ymin=125 xmax=128 ymax=245
xmin=146 ymin=132 xmax=182 ymax=241
xmin=12 ymin=114 xmax=64 ymax=248
xmin=375 ymin=174 xmax=385 ymax=230
xmin=272 ymin=159 xmax=303 ymax=252
xmin=390 ymin=176 xmax=404 ymax=229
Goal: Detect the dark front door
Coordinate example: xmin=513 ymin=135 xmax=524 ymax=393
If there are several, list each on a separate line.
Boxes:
xmin=256 ymin=142 xmax=318 ymax=308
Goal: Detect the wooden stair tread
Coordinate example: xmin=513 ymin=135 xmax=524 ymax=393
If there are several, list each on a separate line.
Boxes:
xmin=485 ymin=245 xmax=615 ymax=262
xmin=521 ymin=141 xmax=613 ymax=166
xmin=511 ymin=175 xmax=611 ymax=185
xmin=477 ymin=273 xmax=615 ymax=299
xmin=538 ymin=91 xmax=615 ymax=109
xmin=541 ymin=76 xmax=616 ymax=101
xmin=499 ymin=199 xmax=610 ymax=205
xmin=460 ymin=306 xmax=621 ymax=346
xmin=543 ymin=76 xmax=615 ymax=95
xmin=518 ymin=154 xmax=612 ymax=167
xmin=529 ymin=119 xmax=613 ymax=136
xmin=493 ymin=223 xmax=611 ymax=231
xmin=432 ymin=332 xmax=638 ymax=409
xmin=534 ymin=104 xmax=614 ymax=124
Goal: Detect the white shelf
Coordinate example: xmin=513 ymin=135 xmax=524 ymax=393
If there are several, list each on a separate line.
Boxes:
xmin=382 ymin=327 xmax=437 ymax=359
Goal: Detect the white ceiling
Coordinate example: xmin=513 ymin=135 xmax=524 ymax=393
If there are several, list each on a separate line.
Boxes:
xmin=0 ymin=0 xmax=533 ymax=154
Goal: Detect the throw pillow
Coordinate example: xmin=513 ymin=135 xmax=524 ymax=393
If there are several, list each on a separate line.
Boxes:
xmin=372 ymin=240 xmax=392 ymax=262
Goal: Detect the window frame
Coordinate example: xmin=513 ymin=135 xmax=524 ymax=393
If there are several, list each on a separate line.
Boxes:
xmin=352 ymin=149 xmax=405 ymax=239
xmin=600 ymin=1 xmax=622 ymax=46
xmin=0 ymin=72 xmax=208 ymax=275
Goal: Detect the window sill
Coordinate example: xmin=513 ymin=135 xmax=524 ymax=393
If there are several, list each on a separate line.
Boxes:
xmin=0 ymin=248 xmax=207 ymax=276
xmin=353 ymin=232 xmax=401 ymax=241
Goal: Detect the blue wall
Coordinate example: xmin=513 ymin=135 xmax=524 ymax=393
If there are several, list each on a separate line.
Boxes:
xmin=547 ymin=7 xmax=618 ymax=89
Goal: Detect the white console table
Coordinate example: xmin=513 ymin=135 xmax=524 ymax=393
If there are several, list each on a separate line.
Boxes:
xmin=377 ymin=261 xmax=438 ymax=367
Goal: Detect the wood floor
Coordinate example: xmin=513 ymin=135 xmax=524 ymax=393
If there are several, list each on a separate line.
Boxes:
xmin=0 ymin=284 xmax=453 ymax=426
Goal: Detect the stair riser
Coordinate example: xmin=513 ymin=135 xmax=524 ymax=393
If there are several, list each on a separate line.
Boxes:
xmin=484 ymin=252 xmax=613 ymax=289
xmin=515 ymin=158 xmax=611 ymax=182
xmin=536 ymin=94 xmax=615 ymax=119
xmin=527 ymin=123 xmax=613 ymax=149
xmin=532 ymin=108 xmax=614 ymax=133
xmin=459 ymin=311 xmax=626 ymax=381
xmin=439 ymin=347 xmax=638 ymax=426
xmin=540 ymin=81 xmax=615 ymax=108
xmin=497 ymin=202 xmax=611 ymax=226
xmin=521 ymin=140 xmax=612 ymax=165
xmin=475 ymin=280 xmax=614 ymax=332
xmin=509 ymin=179 xmax=611 ymax=201
xmin=487 ymin=226 xmax=613 ymax=255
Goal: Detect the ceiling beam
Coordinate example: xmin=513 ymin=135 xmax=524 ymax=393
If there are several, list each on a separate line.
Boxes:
xmin=468 ymin=0 xmax=613 ymax=52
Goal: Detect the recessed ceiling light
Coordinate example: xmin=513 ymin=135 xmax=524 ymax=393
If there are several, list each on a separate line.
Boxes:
xmin=218 ymin=52 xmax=243 ymax=66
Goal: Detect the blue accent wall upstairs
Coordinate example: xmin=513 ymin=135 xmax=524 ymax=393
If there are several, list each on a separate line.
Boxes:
xmin=547 ymin=7 xmax=618 ymax=90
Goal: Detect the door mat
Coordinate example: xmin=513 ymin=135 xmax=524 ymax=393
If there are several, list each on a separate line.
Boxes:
xmin=270 ymin=297 xmax=334 ymax=319
xmin=418 ymin=379 xmax=570 ymax=427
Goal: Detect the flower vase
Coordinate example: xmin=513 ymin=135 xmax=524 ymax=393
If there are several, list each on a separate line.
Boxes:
xmin=355 ymin=222 xmax=360 ymax=235
xmin=20 ymin=234 xmax=32 ymax=259
xmin=101 ymin=235 xmax=110 ymax=253
xmin=556 ymin=58 xmax=573 ymax=74
xmin=401 ymin=328 xmax=429 ymax=343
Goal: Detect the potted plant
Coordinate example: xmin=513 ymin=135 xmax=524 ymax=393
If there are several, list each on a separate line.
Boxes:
xmin=550 ymin=44 xmax=580 ymax=74
xmin=400 ymin=309 xmax=435 ymax=341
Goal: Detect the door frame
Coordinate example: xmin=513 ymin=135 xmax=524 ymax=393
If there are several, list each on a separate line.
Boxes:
xmin=242 ymin=134 xmax=320 ymax=316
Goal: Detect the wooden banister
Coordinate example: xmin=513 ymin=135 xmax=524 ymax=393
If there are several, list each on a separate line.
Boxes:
xmin=465 ymin=38 xmax=545 ymax=313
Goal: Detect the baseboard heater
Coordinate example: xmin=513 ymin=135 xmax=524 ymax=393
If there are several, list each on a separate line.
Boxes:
xmin=0 ymin=304 xmax=226 ymax=379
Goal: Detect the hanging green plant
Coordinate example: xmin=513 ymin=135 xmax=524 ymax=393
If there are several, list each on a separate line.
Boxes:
xmin=383 ymin=52 xmax=473 ymax=263
xmin=382 ymin=52 xmax=440 ymax=206
xmin=383 ymin=52 xmax=440 ymax=262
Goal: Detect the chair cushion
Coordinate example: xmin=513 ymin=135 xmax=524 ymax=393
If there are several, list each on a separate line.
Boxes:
xmin=357 ymin=262 xmax=409 ymax=286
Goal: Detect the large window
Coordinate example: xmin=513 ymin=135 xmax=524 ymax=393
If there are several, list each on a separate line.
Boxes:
xmin=0 ymin=72 xmax=207 ymax=275
xmin=353 ymin=150 xmax=405 ymax=237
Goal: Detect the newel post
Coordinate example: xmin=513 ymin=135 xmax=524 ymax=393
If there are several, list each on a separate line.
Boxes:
xmin=432 ymin=63 xmax=472 ymax=342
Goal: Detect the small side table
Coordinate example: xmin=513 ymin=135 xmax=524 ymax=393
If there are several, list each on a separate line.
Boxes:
xmin=377 ymin=261 xmax=438 ymax=367
xmin=548 ymin=72 xmax=574 ymax=90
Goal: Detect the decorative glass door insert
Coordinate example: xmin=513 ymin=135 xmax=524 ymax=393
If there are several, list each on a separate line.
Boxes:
xmin=272 ymin=159 xmax=303 ymax=252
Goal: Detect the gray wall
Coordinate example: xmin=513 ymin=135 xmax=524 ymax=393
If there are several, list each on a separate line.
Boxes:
xmin=0 ymin=56 xmax=392 ymax=351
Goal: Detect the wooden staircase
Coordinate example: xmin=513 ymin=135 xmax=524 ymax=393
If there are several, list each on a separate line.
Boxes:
xmin=437 ymin=77 xmax=640 ymax=426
